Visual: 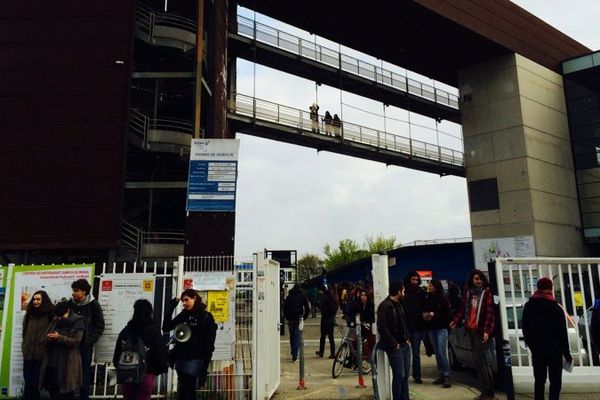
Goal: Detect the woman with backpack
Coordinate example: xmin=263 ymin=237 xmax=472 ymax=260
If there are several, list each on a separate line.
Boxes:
xmin=163 ymin=289 xmax=217 ymax=400
xmin=113 ymin=299 xmax=168 ymax=400
xmin=39 ymin=301 xmax=86 ymax=400
xmin=22 ymin=290 xmax=54 ymax=400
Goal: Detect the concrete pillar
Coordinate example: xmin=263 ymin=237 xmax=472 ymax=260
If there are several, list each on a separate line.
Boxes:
xmin=458 ymin=53 xmax=585 ymax=257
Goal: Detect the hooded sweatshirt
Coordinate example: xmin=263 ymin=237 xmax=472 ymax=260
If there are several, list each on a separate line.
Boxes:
xmin=68 ymin=294 xmax=105 ymax=346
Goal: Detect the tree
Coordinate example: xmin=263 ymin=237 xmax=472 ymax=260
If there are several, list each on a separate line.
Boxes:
xmin=365 ymin=234 xmax=397 ymax=254
xmin=296 ymin=253 xmax=324 ymax=282
xmin=323 ymin=238 xmax=368 ymax=270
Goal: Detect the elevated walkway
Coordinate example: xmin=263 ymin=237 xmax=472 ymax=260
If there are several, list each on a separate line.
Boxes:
xmin=129 ymin=109 xmax=193 ymax=155
xmin=227 ymin=93 xmax=465 ymax=177
xmin=229 ymin=15 xmax=460 ymax=123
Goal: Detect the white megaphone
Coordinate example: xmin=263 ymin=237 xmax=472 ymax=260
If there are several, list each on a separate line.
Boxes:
xmin=173 ymin=323 xmax=192 ymax=343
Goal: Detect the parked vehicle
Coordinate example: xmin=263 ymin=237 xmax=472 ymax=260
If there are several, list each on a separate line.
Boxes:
xmin=448 ymin=304 xmax=588 ymax=372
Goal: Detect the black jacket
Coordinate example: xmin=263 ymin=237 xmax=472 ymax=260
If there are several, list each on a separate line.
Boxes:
xmin=522 ymin=296 xmax=570 ymax=358
xmin=346 ymin=299 xmax=375 ymax=326
xmin=68 ymin=296 xmax=105 ymax=347
xmin=319 ymin=291 xmax=338 ymax=319
xmin=162 ymin=300 xmax=217 ymax=361
xmin=423 ymin=293 xmax=450 ymax=330
xmin=283 ymin=288 xmax=310 ymax=321
xmin=113 ymin=322 xmax=168 ymax=376
xmin=376 ymin=297 xmax=409 ymax=352
xmin=403 ymin=284 xmax=426 ymax=331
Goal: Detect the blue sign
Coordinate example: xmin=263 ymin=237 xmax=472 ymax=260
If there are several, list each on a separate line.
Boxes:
xmin=186 ymin=139 xmax=240 ymax=212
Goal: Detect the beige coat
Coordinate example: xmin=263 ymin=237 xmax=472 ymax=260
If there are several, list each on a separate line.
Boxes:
xmin=39 ymin=315 xmax=85 ymax=394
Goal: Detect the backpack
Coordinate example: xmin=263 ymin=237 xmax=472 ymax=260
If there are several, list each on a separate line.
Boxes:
xmin=116 ymin=333 xmax=147 ymax=384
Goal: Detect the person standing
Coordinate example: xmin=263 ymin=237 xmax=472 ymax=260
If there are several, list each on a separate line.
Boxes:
xmin=113 ymin=299 xmax=168 ymax=400
xmin=316 ymin=286 xmax=338 ymax=359
xmin=68 ymin=279 xmax=105 ymax=400
xmin=450 ymin=269 xmax=496 ymax=400
xmin=403 ymin=271 xmax=426 ymax=384
xmin=377 ymin=281 xmax=411 ymax=400
xmin=309 ymin=103 xmax=320 ymax=132
xmin=163 ymin=289 xmax=217 ymax=400
xmin=348 ymin=289 xmax=376 ymax=361
xmin=22 ymin=290 xmax=54 ymax=400
xmin=283 ymin=283 xmax=310 ymax=362
xmin=40 ymin=301 xmax=86 ymax=400
xmin=522 ymin=278 xmax=572 ymax=400
xmin=423 ymin=280 xmax=451 ymax=388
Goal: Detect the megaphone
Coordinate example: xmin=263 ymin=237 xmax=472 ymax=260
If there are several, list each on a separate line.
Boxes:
xmin=173 ymin=323 xmax=192 ymax=343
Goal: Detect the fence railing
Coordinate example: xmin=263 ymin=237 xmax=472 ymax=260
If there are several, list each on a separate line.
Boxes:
xmin=128 ymin=109 xmax=193 ymax=149
xmin=228 ymin=93 xmax=464 ymax=167
xmin=136 ymin=3 xmax=196 ymax=41
xmin=121 ymin=220 xmax=185 ymax=259
xmin=235 ymin=15 xmax=459 ymax=110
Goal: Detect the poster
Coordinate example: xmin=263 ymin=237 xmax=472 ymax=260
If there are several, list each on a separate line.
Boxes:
xmin=186 ymin=139 xmax=240 ymax=212
xmin=182 ymin=271 xmax=236 ymax=360
xmin=95 ymin=274 xmax=155 ymax=363
xmin=0 ymin=264 xmax=93 ymax=397
xmin=473 ymin=235 xmax=536 ymax=269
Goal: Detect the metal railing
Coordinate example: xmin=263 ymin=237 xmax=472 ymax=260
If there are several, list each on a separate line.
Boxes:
xmin=129 ymin=108 xmax=193 ymax=148
xmin=121 ymin=220 xmax=185 ymax=259
xmin=135 ymin=3 xmax=196 ymax=42
xmin=228 ymin=93 xmax=464 ymax=167
xmin=235 ymin=15 xmax=459 ymax=110
xmin=401 ymin=237 xmax=472 ymax=247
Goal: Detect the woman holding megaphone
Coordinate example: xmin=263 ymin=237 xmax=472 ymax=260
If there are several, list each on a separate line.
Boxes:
xmin=163 ymin=289 xmax=217 ymax=400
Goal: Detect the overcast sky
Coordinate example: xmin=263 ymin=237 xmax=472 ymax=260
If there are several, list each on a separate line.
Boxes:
xmin=232 ymin=1 xmax=599 ymax=260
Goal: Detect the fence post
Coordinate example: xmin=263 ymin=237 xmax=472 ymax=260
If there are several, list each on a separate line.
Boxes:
xmin=489 ymin=260 xmax=515 ymax=400
xmin=297 ymin=317 xmax=307 ymax=390
xmin=355 ymin=314 xmax=366 ymax=388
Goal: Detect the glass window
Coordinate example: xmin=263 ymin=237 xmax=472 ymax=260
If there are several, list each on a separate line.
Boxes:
xmin=468 ymin=178 xmax=500 ymax=212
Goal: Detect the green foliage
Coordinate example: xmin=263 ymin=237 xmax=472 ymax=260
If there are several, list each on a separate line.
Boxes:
xmin=296 ymin=253 xmax=324 ymax=282
xmin=323 ymin=235 xmax=397 ymax=270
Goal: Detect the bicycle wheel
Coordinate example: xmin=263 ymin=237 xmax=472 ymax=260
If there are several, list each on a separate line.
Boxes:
xmin=332 ymin=342 xmax=350 ymax=378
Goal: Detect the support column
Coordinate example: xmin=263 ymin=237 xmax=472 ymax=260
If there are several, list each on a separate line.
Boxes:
xmin=458 ymin=53 xmax=585 ymax=258
xmin=185 ymin=0 xmax=235 ymax=256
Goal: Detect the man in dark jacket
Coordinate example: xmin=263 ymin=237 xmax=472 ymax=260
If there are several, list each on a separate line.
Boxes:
xmin=68 ymin=278 xmax=105 ymax=400
xmin=377 ymin=281 xmax=410 ymax=400
xmin=403 ymin=271 xmax=426 ymax=384
xmin=283 ymin=283 xmax=310 ymax=362
xmin=316 ymin=286 xmax=338 ymax=358
xmin=522 ymin=277 xmax=572 ymax=400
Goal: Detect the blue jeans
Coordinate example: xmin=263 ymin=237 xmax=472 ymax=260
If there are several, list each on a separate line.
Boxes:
xmin=387 ymin=345 xmax=411 ymax=400
xmin=80 ymin=345 xmax=93 ymax=400
xmin=409 ymin=330 xmax=423 ymax=380
xmin=428 ymin=329 xmax=450 ymax=377
xmin=23 ymin=359 xmax=42 ymax=400
xmin=288 ymin=320 xmax=300 ymax=358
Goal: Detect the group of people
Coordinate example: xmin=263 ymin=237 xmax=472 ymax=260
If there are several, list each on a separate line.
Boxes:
xmin=309 ymin=103 xmax=342 ymax=137
xmin=21 ymin=280 xmax=217 ymax=400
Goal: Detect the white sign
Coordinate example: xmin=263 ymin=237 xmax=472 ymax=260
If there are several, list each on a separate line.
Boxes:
xmin=182 ymin=271 xmax=236 ymax=360
xmin=8 ymin=266 xmax=93 ymax=396
xmin=96 ymin=274 xmax=155 ymax=363
xmin=473 ymin=235 xmax=536 ymax=269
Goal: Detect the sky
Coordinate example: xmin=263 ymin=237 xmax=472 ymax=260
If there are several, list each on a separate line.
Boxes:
xmin=232 ymin=1 xmax=600 ymax=260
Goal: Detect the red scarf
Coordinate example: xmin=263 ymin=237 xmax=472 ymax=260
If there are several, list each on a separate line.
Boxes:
xmin=531 ymin=290 xmax=555 ymax=301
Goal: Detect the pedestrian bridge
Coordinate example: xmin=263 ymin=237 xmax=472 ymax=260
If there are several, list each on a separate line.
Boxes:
xmin=229 ymin=15 xmax=461 ymax=123
xmin=227 ymin=93 xmax=465 ymax=177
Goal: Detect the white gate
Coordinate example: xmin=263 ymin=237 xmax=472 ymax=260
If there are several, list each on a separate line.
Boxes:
xmin=495 ymin=257 xmax=600 ymax=393
xmin=252 ymin=252 xmax=281 ymax=400
xmin=91 ymin=261 xmax=175 ymax=399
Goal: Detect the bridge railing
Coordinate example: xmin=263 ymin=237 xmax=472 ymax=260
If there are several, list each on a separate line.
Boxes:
xmin=235 ymin=15 xmax=459 ymax=110
xmin=228 ymin=93 xmax=464 ymax=167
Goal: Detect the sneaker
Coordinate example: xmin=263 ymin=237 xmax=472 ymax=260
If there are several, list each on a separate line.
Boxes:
xmin=315 ymin=351 xmax=323 ymax=358
xmin=414 ymin=378 xmax=423 ymax=384
xmin=442 ymin=377 xmax=451 ymax=388
xmin=292 ymin=356 xmax=297 ymax=362
xmin=432 ymin=377 xmax=444 ymax=385
xmin=328 ymin=354 xmax=336 ymax=359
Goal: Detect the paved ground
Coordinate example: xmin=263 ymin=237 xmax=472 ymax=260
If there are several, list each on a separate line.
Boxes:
xmin=271 ymin=317 xmax=599 ymax=400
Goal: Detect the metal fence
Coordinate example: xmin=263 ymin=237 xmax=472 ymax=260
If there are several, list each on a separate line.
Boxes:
xmin=177 ymin=255 xmax=253 ymax=400
xmin=494 ymin=258 xmax=600 ymax=391
xmin=91 ymin=261 xmax=176 ymax=399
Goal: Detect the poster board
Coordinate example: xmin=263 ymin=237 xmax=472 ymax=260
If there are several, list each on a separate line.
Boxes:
xmin=182 ymin=271 xmax=236 ymax=360
xmin=0 ymin=264 xmax=94 ymax=397
xmin=473 ymin=236 xmax=536 ymax=270
xmin=95 ymin=274 xmax=155 ymax=363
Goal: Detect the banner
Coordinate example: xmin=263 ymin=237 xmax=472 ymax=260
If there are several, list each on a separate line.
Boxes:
xmin=473 ymin=235 xmax=536 ymax=269
xmin=0 ymin=264 xmax=94 ymax=397
xmin=182 ymin=271 xmax=236 ymax=360
xmin=186 ymin=139 xmax=240 ymax=212
xmin=95 ymin=274 xmax=156 ymax=363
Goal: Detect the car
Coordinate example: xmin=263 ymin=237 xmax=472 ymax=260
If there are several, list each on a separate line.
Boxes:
xmin=448 ymin=304 xmax=589 ymax=372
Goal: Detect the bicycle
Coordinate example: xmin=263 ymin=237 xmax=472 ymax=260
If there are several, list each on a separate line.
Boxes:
xmin=331 ymin=324 xmax=373 ymax=378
